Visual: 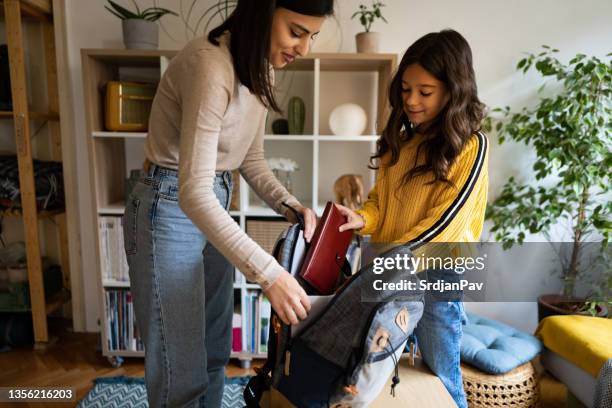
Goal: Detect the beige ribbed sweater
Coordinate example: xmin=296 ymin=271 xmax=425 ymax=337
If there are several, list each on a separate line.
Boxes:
xmin=145 ymin=33 xmax=300 ymax=288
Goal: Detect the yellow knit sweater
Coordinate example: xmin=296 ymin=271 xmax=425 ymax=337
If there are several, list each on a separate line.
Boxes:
xmin=356 ymin=131 xmax=489 ymax=251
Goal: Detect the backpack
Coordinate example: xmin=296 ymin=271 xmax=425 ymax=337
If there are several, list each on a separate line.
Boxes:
xmin=245 ymin=214 xmax=424 ymax=408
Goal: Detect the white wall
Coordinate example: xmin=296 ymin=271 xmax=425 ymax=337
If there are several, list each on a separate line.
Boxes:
xmin=61 ymin=0 xmax=612 ymax=333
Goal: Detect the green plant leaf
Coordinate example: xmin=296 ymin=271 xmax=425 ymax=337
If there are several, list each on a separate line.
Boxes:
xmin=131 ymin=0 xmax=140 ymax=15
xmin=105 ymin=6 xmax=126 ymax=19
xmin=107 ymin=0 xmax=138 ymax=19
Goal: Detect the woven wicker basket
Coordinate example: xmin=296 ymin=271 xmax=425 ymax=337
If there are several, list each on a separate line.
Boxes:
xmin=246 ymin=219 xmax=291 ymax=254
xmin=462 ymin=362 xmax=540 ymax=408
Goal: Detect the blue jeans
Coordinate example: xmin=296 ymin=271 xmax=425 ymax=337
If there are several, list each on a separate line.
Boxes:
xmin=124 ymin=164 xmax=234 ymax=408
xmin=415 ymin=270 xmax=468 ymax=408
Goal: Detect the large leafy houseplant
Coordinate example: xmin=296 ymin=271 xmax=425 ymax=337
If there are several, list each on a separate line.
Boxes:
xmin=486 ymin=47 xmax=611 ymax=315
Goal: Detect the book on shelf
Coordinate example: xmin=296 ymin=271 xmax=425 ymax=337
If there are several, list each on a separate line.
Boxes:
xmin=99 ymin=216 xmax=130 ymax=283
xmin=104 ymin=289 xmax=144 ymax=352
xmin=232 ymin=312 xmax=242 ymax=353
xmin=259 ymin=295 xmax=271 ymax=354
xmin=252 ymin=292 xmax=258 ymax=353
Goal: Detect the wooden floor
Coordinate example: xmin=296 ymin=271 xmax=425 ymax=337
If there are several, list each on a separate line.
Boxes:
xmin=0 ymin=318 xmax=567 ymax=408
xmin=0 ymin=318 xmax=256 ymax=407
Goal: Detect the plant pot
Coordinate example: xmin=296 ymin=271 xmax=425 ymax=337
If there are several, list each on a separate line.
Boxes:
xmin=122 ymin=19 xmax=159 ymax=50
xmin=355 ymin=32 xmax=380 ymax=53
xmin=537 ymin=294 xmax=608 ymax=321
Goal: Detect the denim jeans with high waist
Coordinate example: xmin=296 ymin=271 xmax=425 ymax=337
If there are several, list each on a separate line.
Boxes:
xmin=415 ymin=269 xmax=468 ymax=408
xmin=123 ymin=164 xmax=234 ymax=408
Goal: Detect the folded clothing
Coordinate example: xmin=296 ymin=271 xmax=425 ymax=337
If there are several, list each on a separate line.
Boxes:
xmin=536 ymin=315 xmax=612 ymax=378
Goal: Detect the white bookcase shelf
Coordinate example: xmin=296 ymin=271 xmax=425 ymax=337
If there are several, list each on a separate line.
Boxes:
xmin=81 ymin=49 xmax=396 ymax=367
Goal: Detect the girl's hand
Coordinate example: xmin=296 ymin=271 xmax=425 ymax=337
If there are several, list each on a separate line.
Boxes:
xmin=336 ymin=203 xmax=365 ymax=232
xmin=264 ymin=271 xmax=311 ymax=325
xmin=286 ymin=205 xmax=317 ymax=243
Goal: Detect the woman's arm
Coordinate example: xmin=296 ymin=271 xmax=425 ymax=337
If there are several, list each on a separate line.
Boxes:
xmin=239 ymin=113 xmax=301 ymax=214
xmin=239 ymin=113 xmax=317 ymax=240
xmin=176 ymin=51 xmax=286 ymax=289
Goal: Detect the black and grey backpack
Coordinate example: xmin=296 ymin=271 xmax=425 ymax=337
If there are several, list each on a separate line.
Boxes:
xmin=244 ymin=216 xmax=424 ymax=408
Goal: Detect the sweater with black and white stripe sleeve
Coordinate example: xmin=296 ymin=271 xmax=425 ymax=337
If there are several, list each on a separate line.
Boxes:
xmin=356 ymin=131 xmax=488 ymax=255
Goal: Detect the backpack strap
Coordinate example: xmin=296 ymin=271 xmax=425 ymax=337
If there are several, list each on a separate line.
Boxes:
xmin=244 ymin=313 xmax=294 ymax=407
xmin=282 ymin=202 xmax=305 ymax=228
xmin=244 ymin=315 xmax=281 ymax=407
xmin=243 ymin=372 xmax=267 ymax=407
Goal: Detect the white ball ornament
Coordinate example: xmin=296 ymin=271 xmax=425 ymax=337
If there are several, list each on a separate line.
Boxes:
xmin=328 ymin=103 xmax=367 ymax=136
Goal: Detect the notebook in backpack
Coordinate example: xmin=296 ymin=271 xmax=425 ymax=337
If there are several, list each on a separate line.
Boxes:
xmin=299 ymin=202 xmax=354 ymax=295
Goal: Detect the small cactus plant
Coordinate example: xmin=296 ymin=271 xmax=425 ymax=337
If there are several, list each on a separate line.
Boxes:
xmin=287 ymin=96 xmax=305 ymax=135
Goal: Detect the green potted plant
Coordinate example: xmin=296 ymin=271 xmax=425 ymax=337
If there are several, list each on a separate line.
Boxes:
xmin=105 ymin=0 xmax=177 ymax=49
xmin=486 ymin=46 xmax=611 ymax=320
xmin=351 ymin=1 xmax=387 ymax=53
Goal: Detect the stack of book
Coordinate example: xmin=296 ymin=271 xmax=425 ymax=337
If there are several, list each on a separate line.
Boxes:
xmin=99 ymin=216 xmax=129 ymax=282
xmin=240 ymin=291 xmax=272 ymax=354
xmin=105 ymin=289 xmax=143 ymax=352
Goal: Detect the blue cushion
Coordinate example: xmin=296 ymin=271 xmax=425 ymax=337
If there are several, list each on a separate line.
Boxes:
xmin=461 ymin=312 xmax=542 ymax=374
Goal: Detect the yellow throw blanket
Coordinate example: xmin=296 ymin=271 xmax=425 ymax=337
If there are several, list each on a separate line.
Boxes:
xmin=535 ymin=315 xmax=612 ymax=377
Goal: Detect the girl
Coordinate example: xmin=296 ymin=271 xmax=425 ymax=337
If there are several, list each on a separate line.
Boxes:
xmin=124 ymin=1 xmax=334 ymax=407
xmin=338 ymin=29 xmax=488 ymax=408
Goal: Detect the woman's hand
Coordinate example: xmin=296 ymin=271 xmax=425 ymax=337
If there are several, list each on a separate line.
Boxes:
xmin=286 ymin=205 xmax=317 ymax=243
xmin=336 ymin=204 xmax=365 ymax=232
xmin=264 ymin=271 xmax=311 ymax=325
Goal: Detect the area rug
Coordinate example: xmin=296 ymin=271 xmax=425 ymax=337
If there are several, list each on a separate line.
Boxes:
xmin=78 ymin=376 xmax=250 ymax=407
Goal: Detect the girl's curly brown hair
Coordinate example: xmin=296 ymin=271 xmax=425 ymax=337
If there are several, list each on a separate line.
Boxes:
xmin=371 ymin=29 xmax=485 ymax=187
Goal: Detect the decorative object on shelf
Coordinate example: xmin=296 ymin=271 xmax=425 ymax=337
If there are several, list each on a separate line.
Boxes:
xmin=105 ymin=0 xmax=178 ymax=49
xmin=288 ymin=96 xmax=306 ymax=135
xmin=267 ymin=158 xmax=299 ymax=194
xmin=272 ymin=118 xmax=289 ymax=135
xmin=105 ymin=81 xmax=156 ymax=131
xmin=334 ymin=174 xmax=364 ymax=211
xmin=125 ymin=169 xmax=144 ymax=205
xmin=329 ymin=103 xmax=367 ymax=136
xmin=352 ymin=1 xmax=387 ymax=53
xmin=0 ymin=45 xmax=11 ymax=111
xmin=485 ymin=47 xmax=611 ymax=320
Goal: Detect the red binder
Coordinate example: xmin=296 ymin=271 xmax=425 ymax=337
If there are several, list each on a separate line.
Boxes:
xmin=299 ymin=202 xmax=353 ymax=295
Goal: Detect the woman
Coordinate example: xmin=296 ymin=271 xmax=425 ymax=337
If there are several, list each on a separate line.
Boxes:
xmin=124 ymin=1 xmax=334 ymax=406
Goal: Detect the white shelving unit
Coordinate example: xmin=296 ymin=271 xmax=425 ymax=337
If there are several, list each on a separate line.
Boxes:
xmin=81 ymin=49 xmax=396 ymax=366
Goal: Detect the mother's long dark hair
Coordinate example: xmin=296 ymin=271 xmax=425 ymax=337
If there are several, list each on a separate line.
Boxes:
xmin=372 ymin=29 xmax=485 ymax=186
xmin=208 ymin=0 xmax=334 ymax=112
